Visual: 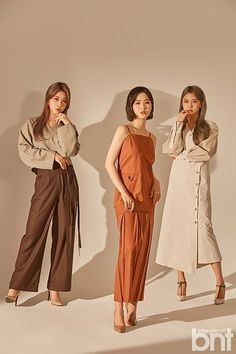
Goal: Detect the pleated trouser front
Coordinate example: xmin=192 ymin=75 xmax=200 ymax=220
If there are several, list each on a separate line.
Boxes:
xmin=9 ymin=164 xmax=80 ymax=292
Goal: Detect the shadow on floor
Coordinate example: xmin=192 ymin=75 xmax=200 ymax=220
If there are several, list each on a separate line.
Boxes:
xmin=86 ymin=329 xmax=236 ymax=354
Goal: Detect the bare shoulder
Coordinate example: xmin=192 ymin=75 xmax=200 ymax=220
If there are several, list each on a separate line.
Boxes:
xmin=116 ymin=124 xmax=129 ymax=134
xmin=106 ymin=125 xmax=130 ymax=162
xmin=150 ymin=132 xmax=157 ymax=146
xmin=114 ymin=125 xmax=130 ymax=141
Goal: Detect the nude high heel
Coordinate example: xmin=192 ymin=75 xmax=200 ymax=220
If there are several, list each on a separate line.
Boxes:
xmin=214 ymin=284 xmax=225 ymax=305
xmin=176 ymin=281 xmax=187 ymax=301
xmin=113 ymin=304 xmax=126 ymax=333
xmin=125 ymin=303 xmax=137 ymax=326
xmin=5 ymin=291 xmax=20 ymax=306
xmin=47 ymin=291 xmax=63 ymax=306
xmin=113 ymin=313 xmax=126 ymax=333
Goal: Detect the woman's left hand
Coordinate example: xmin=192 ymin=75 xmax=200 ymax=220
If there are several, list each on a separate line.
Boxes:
xmin=150 ymin=178 xmax=161 ymax=204
xmin=56 ymin=113 xmax=70 ymax=125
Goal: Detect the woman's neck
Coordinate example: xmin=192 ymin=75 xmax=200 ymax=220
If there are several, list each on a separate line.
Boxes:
xmin=49 ymin=112 xmax=57 ymax=121
xmin=130 ymin=119 xmax=147 ymax=131
xmin=47 ymin=113 xmax=57 ymax=127
xmin=187 ymin=114 xmax=199 ymax=130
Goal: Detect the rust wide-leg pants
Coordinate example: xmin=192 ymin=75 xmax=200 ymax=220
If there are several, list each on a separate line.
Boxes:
xmin=9 ymin=164 xmax=80 ymax=292
xmin=114 ymin=209 xmax=154 ymax=303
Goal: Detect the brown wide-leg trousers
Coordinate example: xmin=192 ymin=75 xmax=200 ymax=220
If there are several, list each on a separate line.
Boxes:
xmin=9 ymin=164 xmax=80 ymax=292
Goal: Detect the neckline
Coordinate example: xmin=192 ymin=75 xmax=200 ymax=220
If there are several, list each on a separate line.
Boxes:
xmin=130 ymin=133 xmax=151 ymax=138
xmin=127 ymin=125 xmax=151 ymax=138
xmin=122 ymin=133 xmax=154 ymax=147
xmin=186 ymin=125 xmax=195 ymax=133
xmin=47 ymin=121 xmax=63 ymax=129
xmin=47 ymin=122 xmax=57 ymax=129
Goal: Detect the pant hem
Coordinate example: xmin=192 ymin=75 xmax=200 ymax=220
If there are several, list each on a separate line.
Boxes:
xmin=47 ymin=284 xmax=71 ymax=292
xmin=9 ymin=284 xmax=39 ymax=292
xmin=114 ymin=297 xmax=144 ymax=302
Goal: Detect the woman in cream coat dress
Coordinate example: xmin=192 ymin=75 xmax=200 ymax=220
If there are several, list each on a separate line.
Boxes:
xmin=156 ymin=85 xmax=225 ymax=305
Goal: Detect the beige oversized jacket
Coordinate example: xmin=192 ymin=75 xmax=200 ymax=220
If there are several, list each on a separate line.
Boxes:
xmin=18 ymin=117 xmax=80 ymax=169
xmin=163 ymin=120 xmax=219 ymax=161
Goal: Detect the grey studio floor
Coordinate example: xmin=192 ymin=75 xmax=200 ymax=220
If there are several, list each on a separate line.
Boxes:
xmin=1 ymin=269 xmax=236 ymax=354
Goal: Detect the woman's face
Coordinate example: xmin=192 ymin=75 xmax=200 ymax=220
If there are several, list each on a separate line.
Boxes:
xmin=132 ymin=92 xmax=152 ymax=120
xmin=182 ymin=92 xmax=201 ymax=116
xmin=48 ymin=91 xmax=68 ymax=115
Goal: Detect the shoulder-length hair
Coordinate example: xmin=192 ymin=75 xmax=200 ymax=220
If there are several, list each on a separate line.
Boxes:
xmin=125 ymin=86 xmax=154 ymax=121
xmin=180 ymin=85 xmax=210 ymax=145
xmin=33 ymin=82 xmax=71 ymax=140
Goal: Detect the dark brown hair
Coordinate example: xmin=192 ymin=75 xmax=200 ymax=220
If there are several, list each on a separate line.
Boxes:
xmin=180 ymin=85 xmax=210 ymax=145
xmin=33 ymin=82 xmax=71 ymax=140
xmin=125 ymin=86 xmax=154 ymax=121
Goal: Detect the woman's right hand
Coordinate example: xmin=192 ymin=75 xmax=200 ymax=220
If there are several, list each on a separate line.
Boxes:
xmin=170 ymin=154 xmax=177 ymax=159
xmin=121 ymin=191 xmax=135 ymax=211
xmin=177 ymin=109 xmax=189 ymax=122
xmin=54 ymin=152 xmax=71 ymax=169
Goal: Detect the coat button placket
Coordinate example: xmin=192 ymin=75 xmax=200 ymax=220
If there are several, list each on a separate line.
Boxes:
xmin=195 ymin=165 xmax=201 ymax=225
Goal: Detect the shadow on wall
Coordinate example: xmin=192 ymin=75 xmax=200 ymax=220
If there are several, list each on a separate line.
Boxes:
xmin=68 ymin=89 xmax=180 ymax=301
xmin=0 ymin=92 xmax=43 ymax=297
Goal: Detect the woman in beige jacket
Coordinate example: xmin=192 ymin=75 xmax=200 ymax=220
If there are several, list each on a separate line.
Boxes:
xmin=5 ymin=82 xmax=80 ymax=306
xmin=156 ymin=85 xmax=225 ymax=305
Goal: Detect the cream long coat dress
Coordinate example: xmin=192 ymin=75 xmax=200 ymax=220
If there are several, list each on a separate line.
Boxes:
xmin=156 ymin=119 xmax=222 ymax=273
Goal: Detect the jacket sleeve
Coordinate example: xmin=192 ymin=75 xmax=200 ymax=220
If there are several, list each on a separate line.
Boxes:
xmin=18 ymin=120 xmax=55 ymax=169
xmin=186 ymin=121 xmax=219 ymax=161
xmin=162 ymin=120 xmax=184 ymax=155
xmin=47 ymin=123 xmax=80 ymax=157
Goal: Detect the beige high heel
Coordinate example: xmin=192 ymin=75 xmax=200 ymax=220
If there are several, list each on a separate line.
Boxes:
xmin=214 ymin=284 xmax=225 ymax=305
xmin=5 ymin=291 xmax=20 ymax=306
xmin=47 ymin=291 xmax=63 ymax=306
xmin=125 ymin=303 xmax=137 ymax=326
xmin=176 ymin=281 xmax=187 ymax=301
xmin=113 ymin=307 xmax=126 ymax=333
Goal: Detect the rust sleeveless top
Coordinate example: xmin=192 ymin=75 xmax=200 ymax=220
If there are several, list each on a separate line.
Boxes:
xmin=114 ymin=126 xmax=155 ymax=216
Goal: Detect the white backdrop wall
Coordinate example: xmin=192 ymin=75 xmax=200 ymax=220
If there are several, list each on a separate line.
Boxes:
xmin=0 ymin=0 xmax=235 ymax=298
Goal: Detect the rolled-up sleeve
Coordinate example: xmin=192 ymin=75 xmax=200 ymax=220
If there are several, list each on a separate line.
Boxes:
xmin=163 ymin=120 xmax=184 ymax=155
xmin=49 ymin=123 xmax=80 ymax=157
xmin=187 ymin=122 xmax=219 ymax=162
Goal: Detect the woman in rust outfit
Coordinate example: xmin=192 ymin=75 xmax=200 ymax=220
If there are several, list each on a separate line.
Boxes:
xmin=105 ymin=87 xmax=161 ymax=332
xmin=5 ymin=82 xmax=80 ymax=306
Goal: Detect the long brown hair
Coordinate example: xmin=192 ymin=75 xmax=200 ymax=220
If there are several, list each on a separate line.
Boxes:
xmin=179 ymin=85 xmax=210 ymax=145
xmin=33 ymin=82 xmax=71 ymax=140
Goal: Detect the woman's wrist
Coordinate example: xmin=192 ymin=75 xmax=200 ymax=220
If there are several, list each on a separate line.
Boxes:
xmin=121 ymin=188 xmax=128 ymax=197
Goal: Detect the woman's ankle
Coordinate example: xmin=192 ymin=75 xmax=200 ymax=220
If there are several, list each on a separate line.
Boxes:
xmin=8 ymin=289 xmax=19 ymax=296
xmin=114 ymin=301 xmax=123 ymax=310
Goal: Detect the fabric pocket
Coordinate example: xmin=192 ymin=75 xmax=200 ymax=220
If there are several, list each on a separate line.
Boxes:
xmin=121 ymin=173 xmax=143 ymax=201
